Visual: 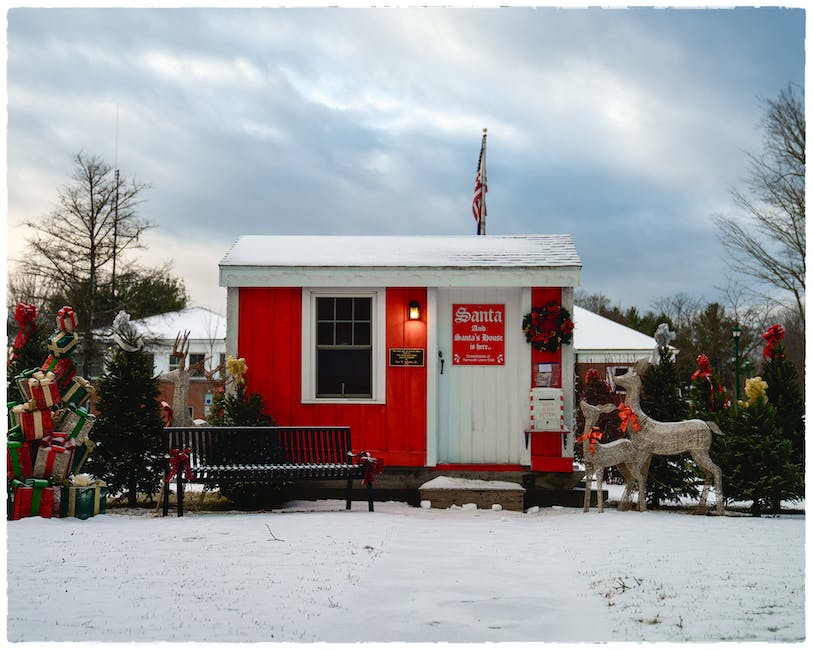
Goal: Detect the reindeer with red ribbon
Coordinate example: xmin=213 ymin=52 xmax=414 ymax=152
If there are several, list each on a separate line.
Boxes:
xmin=614 ymin=359 xmax=724 ymax=515
xmin=578 ymin=400 xmax=645 ymax=513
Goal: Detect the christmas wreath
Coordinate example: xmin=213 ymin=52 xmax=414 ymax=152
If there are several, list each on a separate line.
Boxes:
xmin=522 ymin=301 xmax=574 ymax=352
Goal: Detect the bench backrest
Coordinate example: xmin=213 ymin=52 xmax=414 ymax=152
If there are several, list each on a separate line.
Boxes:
xmin=164 ymin=426 xmax=353 ymax=467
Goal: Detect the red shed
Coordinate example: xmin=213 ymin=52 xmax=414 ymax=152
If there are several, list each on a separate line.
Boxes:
xmin=219 ymin=235 xmax=581 ymax=476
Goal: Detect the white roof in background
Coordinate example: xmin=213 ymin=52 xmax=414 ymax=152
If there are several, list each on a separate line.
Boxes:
xmin=131 ymin=307 xmax=226 ymax=342
xmin=573 ymin=306 xmax=656 ymax=362
xmin=220 ymin=235 xmax=581 ymax=288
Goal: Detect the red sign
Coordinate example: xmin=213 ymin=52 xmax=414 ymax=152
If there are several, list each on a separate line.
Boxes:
xmin=452 ymin=304 xmax=505 ymax=365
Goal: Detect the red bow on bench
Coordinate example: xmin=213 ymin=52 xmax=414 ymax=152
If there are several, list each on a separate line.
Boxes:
xmin=165 ymin=447 xmax=193 ymax=484
xmin=357 ymin=451 xmax=384 ymax=487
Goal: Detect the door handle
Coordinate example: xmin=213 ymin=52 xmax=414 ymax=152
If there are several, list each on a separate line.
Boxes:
xmin=438 ymin=350 xmax=445 ymax=375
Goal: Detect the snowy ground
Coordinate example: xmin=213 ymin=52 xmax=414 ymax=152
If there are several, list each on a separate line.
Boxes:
xmin=6 ymin=487 xmax=806 ymax=645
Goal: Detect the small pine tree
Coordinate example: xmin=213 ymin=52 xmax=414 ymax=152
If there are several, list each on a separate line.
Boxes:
xmin=639 ymin=346 xmax=700 ymax=508
xmin=85 ymin=345 xmax=165 ymax=506
xmin=714 ymin=384 xmax=803 ymax=515
xmin=207 ymin=382 xmax=274 ymax=427
xmin=761 ymin=341 xmax=804 ymax=461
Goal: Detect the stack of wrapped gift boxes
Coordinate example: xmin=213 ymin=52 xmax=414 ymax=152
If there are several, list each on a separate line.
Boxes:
xmin=7 ymin=306 xmax=107 ymax=520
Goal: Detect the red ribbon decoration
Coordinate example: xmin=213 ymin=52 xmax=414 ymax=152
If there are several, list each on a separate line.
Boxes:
xmin=577 ymin=426 xmax=603 ymax=455
xmin=691 ymin=354 xmax=712 ymax=381
xmin=12 ymin=303 xmax=38 ymax=355
xmin=164 ymin=447 xmax=193 ymax=484
xmin=617 ymin=402 xmax=640 ymax=434
xmin=762 ymin=324 xmax=785 ymax=361
xmin=160 ymin=401 xmax=173 ymax=427
xmin=358 ymin=451 xmax=384 ymax=487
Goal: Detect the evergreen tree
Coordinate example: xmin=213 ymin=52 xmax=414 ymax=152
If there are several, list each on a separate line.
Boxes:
xmin=754 ymin=324 xmax=804 ymax=511
xmin=85 ymin=335 xmax=165 ymax=506
xmin=639 ymin=346 xmax=701 ymax=507
xmin=713 ymin=377 xmax=803 ymax=515
xmin=207 ymin=382 xmax=274 ymax=427
xmin=760 ymin=329 xmax=804 ymax=460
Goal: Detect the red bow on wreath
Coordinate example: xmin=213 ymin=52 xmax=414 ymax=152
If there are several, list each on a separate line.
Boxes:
xmin=164 ymin=447 xmax=193 ymax=484
xmin=617 ymin=403 xmax=640 ymax=434
xmin=577 ymin=427 xmax=603 ymax=455
xmin=762 ymin=324 xmax=785 ymax=361
xmin=12 ymin=302 xmax=38 ymax=356
xmin=357 ymin=451 xmax=384 ymax=487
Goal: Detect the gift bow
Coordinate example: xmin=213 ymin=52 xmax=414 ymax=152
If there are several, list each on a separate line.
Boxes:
xmin=577 ymin=426 xmax=603 ymax=455
xmin=12 ymin=302 xmax=37 ymax=351
xmin=357 ymin=451 xmax=384 ymax=487
xmin=617 ymin=403 xmax=640 ymax=434
xmin=165 ymin=447 xmax=194 ymax=484
xmin=691 ymin=353 xmax=712 ymax=381
xmin=762 ymin=324 xmax=785 ymax=361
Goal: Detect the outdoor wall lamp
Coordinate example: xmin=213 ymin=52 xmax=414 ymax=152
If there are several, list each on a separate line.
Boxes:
xmin=408 ymin=300 xmax=421 ymax=321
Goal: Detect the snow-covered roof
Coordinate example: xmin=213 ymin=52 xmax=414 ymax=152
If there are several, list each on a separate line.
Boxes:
xmin=573 ymin=306 xmax=656 ymax=363
xmin=219 ymin=235 xmax=581 ymax=288
xmin=130 ymin=307 xmax=226 ymax=342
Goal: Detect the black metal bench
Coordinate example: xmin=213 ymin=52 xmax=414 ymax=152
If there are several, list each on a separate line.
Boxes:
xmin=161 ymin=426 xmax=378 ymax=516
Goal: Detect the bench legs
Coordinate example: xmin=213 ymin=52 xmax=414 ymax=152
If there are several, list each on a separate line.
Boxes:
xmin=345 ymin=478 xmax=375 ymax=512
xmin=161 ymin=471 xmax=185 ymax=517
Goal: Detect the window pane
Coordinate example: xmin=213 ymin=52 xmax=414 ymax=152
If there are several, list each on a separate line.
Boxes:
xmin=316 ymin=349 xmax=372 ymax=397
xmin=317 ymin=322 xmax=334 ymax=345
xmin=354 ymin=297 xmax=371 ymax=321
xmin=335 ymin=322 xmax=353 ymax=345
xmin=317 ymin=297 xmax=334 ymax=321
xmin=335 ymin=297 xmax=353 ymax=320
xmin=354 ymin=322 xmax=370 ymax=345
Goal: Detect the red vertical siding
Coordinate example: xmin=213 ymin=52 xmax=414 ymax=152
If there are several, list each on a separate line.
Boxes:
xmin=237 ymin=287 xmax=427 ymax=467
xmin=530 ymin=287 xmax=564 ymax=386
xmin=529 ymin=287 xmax=571 ymax=471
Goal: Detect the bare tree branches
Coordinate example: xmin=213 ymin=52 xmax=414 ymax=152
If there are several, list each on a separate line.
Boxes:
xmin=714 ymin=84 xmax=805 ymax=322
xmin=17 ymin=151 xmax=152 ymax=375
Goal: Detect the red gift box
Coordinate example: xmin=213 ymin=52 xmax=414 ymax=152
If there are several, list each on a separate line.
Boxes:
xmin=28 ymin=371 xmax=61 ymax=409
xmin=12 ymin=402 xmax=53 ymax=440
xmin=56 ymin=306 xmax=78 ymax=332
xmin=7 ymin=441 xmax=35 ymax=479
xmin=10 ymin=479 xmax=57 ymax=519
xmin=40 ymin=355 xmax=77 ymax=390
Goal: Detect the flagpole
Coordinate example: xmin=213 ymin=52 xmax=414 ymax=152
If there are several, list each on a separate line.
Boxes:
xmin=478 ymin=128 xmax=487 ymax=235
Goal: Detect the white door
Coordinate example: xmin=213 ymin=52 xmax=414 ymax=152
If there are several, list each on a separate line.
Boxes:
xmin=435 ymin=287 xmax=531 ymax=465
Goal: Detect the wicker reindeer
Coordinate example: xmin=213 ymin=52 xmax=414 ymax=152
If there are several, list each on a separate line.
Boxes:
xmin=614 ymin=359 xmax=724 ymax=514
xmin=578 ymin=400 xmax=645 ymax=513
xmin=159 ymin=331 xmax=206 ymax=427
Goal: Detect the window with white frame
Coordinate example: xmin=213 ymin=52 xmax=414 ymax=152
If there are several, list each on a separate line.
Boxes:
xmin=302 ymin=289 xmax=386 ymax=403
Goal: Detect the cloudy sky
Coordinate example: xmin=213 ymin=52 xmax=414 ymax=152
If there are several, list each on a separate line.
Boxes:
xmin=5 ymin=4 xmax=806 ymax=316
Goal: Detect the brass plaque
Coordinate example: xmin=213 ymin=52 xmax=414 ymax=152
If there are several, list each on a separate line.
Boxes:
xmin=388 ymin=348 xmax=425 ymax=367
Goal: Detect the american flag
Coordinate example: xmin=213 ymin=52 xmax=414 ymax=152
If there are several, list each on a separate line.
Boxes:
xmin=472 ymin=131 xmax=487 ymax=235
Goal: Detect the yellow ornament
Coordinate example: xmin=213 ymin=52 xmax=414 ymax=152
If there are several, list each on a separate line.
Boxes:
xmin=226 ymin=356 xmax=248 ymax=385
xmin=744 ymin=376 xmax=768 ymax=404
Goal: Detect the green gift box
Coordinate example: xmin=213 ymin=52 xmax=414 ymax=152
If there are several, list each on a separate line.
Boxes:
xmin=60 ymin=376 xmax=95 ymax=408
xmin=12 ymin=369 xmax=39 ymax=401
xmin=70 ymin=439 xmax=95 ymax=475
xmin=47 ymin=330 xmax=79 ymax=357
xmin=60 ymin=481 xmax=107 ymax=519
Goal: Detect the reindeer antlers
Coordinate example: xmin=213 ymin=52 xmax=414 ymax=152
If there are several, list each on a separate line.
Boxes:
xmin=172 ymin=330 xmax=191 ymax=359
